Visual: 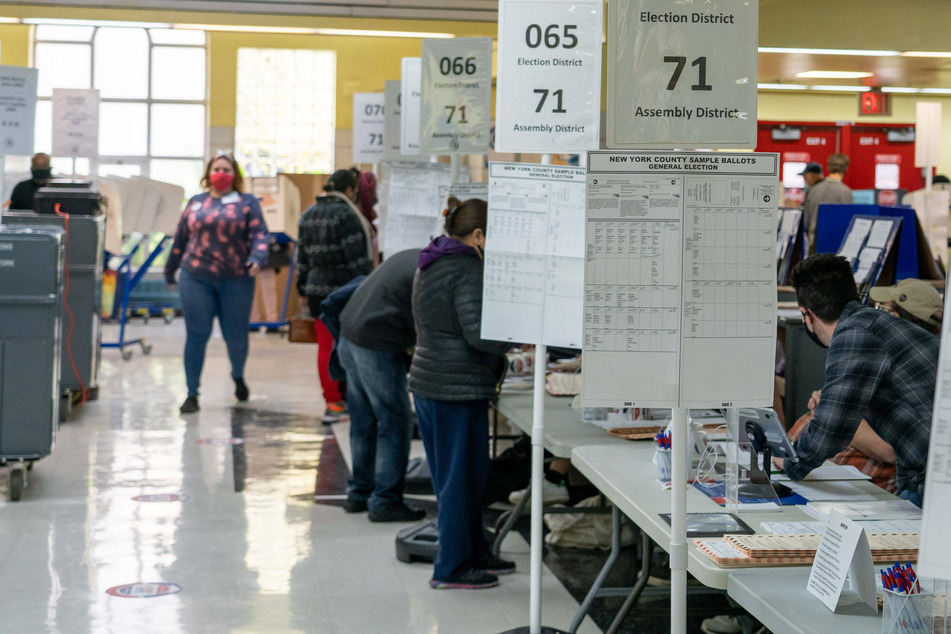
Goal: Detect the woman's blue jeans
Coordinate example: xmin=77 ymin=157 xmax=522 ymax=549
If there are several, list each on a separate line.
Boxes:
xmin=178 ymin=269 xmax=255 ymax=396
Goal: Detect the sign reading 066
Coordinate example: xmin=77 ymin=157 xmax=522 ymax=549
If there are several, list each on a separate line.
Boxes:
xmin=495 ymin=0 xmax=603 ymax=153
xmin=419 ymin=37 xmax=493 ymax=154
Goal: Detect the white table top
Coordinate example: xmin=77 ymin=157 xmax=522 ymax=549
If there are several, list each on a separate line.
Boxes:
xmin=569 ymin=443 xmax=893 ymax=590
xmin=494 ymin=391 xmax=629 ymax=458
xmin=728 ymin=567 xmax=882 ymax=634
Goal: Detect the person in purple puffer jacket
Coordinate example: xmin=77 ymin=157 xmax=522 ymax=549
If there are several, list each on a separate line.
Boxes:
xmin=165 ymin=153 xmax=269 ymax=414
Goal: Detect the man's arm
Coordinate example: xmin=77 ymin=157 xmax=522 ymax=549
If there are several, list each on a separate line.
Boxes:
xmin=783 ymin=325 xmax=887 ymax=480
xmin=850 ymin=420 xmax=896 ymax=464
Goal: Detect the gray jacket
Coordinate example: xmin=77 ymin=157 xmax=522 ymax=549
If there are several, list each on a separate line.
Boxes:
xmin=409 ymin=249 xmax=510 ymax=401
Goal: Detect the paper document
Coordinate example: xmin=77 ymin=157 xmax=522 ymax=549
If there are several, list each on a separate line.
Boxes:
xmin=773 ymin=464 xmax=871 ymax=481
xmin=802 ymin=500 xmax=922 ymax=521
xmin=866 ymin=219 xmax=894 ymax=249
xmin=840 ymin=217 xmax=873 ymax=262
xmin=761 ymin=519 xmax=921 ymax=535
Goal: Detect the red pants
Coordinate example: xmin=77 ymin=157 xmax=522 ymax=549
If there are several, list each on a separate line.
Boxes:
xmin=314 ymin=319 xmax=343 ymax=403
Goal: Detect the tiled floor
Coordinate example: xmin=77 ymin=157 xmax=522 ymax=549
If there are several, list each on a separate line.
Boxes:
xmin=0 ymin=319 xmax=603 ymax=633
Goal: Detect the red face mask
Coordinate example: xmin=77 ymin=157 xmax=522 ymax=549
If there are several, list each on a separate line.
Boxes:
xmin=210 ymin=172 xmax=234 ymax=192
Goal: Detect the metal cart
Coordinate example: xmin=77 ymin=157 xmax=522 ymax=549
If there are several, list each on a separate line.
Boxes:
xmin=0 ymin=226 xmax=65 ymax=501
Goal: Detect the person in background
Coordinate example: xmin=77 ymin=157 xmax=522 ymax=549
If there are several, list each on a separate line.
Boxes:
xmin=297 ymin=169 xmax=375 ymax=423
xmin=870 ymin=278 xmax=943 ymax=336
xmin=788 ymin=279 xmax=944 ymax=492
xmin=409 ymin=196 xmax=513 ymax=590
xmin=7 ymin=153 xmax=51 ymax=210
xmin=801 ymin=154 xmax=853 ymax=255
xmin=349 ymin=167 xmax=378 ymax=233
xmin=337 ymin=248 xmax=425 ymax=523
xmin=165 ymin=153 xmax=269 ymax=414
xmin=777 ymin=255 xmax=939 ymax=506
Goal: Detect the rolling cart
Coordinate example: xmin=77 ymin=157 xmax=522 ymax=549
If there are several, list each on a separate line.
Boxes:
xmin=0 ymin=226 xmax=65 ymax=501
xmin=102 ymin=233 xmax=170 ymax=360
xmin=249 ymin=233 xmax=297 ymax=332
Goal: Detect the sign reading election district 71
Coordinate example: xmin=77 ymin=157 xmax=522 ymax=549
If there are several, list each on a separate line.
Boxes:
xmin=495 ymin=0 xmax=603 ymax=153
xmin=420 ymin=38 xmax=493 ymax=154
xmin=607 ymin=0 xmax=758 ymax=149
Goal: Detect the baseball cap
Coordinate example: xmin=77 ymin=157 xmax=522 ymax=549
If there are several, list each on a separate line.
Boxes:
xmin=869 ymin=279 xmax=943 ymax=326
xmin=799 ymin=162 xmax=823 ymax=176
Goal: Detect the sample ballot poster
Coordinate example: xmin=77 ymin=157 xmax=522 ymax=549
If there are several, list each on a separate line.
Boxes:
xmin=607 ymin=0 xmax=758 ymax=149
xmin=351 ymin=92 xmax=385 ymax=164
xmin=419 ymin=38 xmax=493 ymax=154
xmin=918 ymin=287 xmax=951 ymax=580
xmin=495 ymin=0 xmax=603 ymax=152
xmin=582 ymin=151 xmax=779 ymax=408
xmin=0 ymin=65 xmax=38 ymax=156
xmin=481 ymin=162 xmax=586 ymax=348
xmin=379 ymin=161 xmax=455 ymax=257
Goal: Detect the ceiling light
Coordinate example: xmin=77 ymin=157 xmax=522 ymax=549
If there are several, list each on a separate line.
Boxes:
xmin=757 ymin=83 xmax=808 ymax=90
xmin=809 ymin=85 xmax=872 ymax=92
xmin=796 ymin=71 xmax=874 ymax=79
xmin=901 ymin=51 xmax=951 ymax=58
xmin=313 ymin=28 xmax=454 ymax=38
xmin=23 ymin=18 xmax=171 ymax=28
xmin=920 ymin=88 xmax=951 ymax=94
xmin=759 ymin=47 xmax=899 ymax=56
xmin=881 ymin=87 xmax=920 ymax=93
xmin=173 ymin=24 xmax=318 ymax=34
xmin=0 ymin=17 xmax=20 ymax=23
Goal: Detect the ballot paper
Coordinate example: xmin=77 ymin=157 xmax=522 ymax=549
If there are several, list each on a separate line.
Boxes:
xmin=783 ymin=480 xmax=877 ymax=502
xmin=761 ymin=519 xmax=921 ymax=535
xmin=839 ymin=217 xmax=873 ymax=263
xmin=803 ymin=500 xmax=923 ymax=522
xmin=866 ymin=219 xmax=894 ymax=249
xmin=773 ymin=464 xmax=871 ymax=481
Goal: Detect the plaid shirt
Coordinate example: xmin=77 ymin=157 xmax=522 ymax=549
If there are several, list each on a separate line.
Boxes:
xmin=785 ymin=301 xmax=939 ymax=492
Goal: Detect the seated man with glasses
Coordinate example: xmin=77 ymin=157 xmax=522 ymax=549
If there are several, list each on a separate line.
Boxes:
xmin=776 ymin=254 xmax=939 ymax=506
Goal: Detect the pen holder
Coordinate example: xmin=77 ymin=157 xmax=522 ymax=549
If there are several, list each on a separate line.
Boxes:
xmin=653 ymin=448 xmax=672 ymax=482
xmin=882 ymin=588 xmax=933 ymax=634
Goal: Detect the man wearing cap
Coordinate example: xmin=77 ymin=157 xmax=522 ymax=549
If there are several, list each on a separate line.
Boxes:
xmin=801 ymin=153 xmax=853 ymax=255
xmin=778 ymin=254 xmax=939 ymax=506
xmin=870 ymin=278 xmax=943 ymax=336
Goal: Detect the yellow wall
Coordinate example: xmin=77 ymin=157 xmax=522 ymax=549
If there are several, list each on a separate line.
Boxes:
xmin=0 ymin=23 xmax=29 ymax=66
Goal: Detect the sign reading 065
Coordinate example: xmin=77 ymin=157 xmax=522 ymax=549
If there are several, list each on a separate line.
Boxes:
xmin=495 ymin=0 xmax=603 ymax=153
xmin=419 ymin=37 xmax=493 ymax=155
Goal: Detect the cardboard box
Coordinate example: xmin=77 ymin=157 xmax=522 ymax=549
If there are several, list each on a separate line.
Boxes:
xmin=249 ymin=175 xmax=302 ymax=239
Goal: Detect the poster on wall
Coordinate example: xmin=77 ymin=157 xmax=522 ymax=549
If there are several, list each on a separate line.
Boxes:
xmin=352 ymin=92 xmax=385 ymax=164
xmin=52 ymin=88 xmax=100 ymax=158
xmin=582 ymin=151 xmax=779 ymax=408
xmin=0 ymin=65 xmax=39 ymax=156
xmin=495 ymin=0 xmax=603 ymax=152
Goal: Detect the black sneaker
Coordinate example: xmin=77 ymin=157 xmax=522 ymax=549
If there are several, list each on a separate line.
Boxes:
xmin=342 ymin=497 xmax=368 ymax=513
xmin=368 ymin=502 xmax=426 ymax=523
xmin=179 ymin=396 xmax=199 ymax=414
xmin=430 ymin=569 xmax=499 ymax=590
xmin=234 ymin=378 xmax=249 ymax=402
xmin=473 ymin=553 xmax=516 ymax=575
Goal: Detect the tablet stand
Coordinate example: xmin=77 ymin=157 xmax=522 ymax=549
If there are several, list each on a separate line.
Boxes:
xmin=737 ymin=421 xmax=793 ymax=499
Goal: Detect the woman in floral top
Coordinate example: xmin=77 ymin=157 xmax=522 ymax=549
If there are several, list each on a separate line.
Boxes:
xmin=165 ymin=153 xmax=269 ymax=414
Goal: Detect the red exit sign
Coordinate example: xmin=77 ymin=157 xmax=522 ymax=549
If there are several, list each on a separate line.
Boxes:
xmin=859 ymin=91 xmax=891 ymax=116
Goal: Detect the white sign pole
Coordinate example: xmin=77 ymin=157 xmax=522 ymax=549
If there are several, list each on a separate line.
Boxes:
xmin=670 ymin=407 xmax=688 ymax=634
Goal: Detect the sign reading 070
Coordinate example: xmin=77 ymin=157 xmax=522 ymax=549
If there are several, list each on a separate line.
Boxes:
xmin=496 ymin=0 xmax=603 ymax=153
xmin=419 ymin=37 xmax=493 ymax=154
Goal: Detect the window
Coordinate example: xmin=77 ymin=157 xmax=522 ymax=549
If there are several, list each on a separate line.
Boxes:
xmin=31 ymin=24 xmax=207 ymax=196
xmin=235 ymin=48 xmax=336 ymax=176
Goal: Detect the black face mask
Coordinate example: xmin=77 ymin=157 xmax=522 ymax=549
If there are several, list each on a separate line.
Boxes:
xmin=32 ymin=168 xmax=51 ymax=181
xmin=803 ymin=314 xmax=828 ymax=349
